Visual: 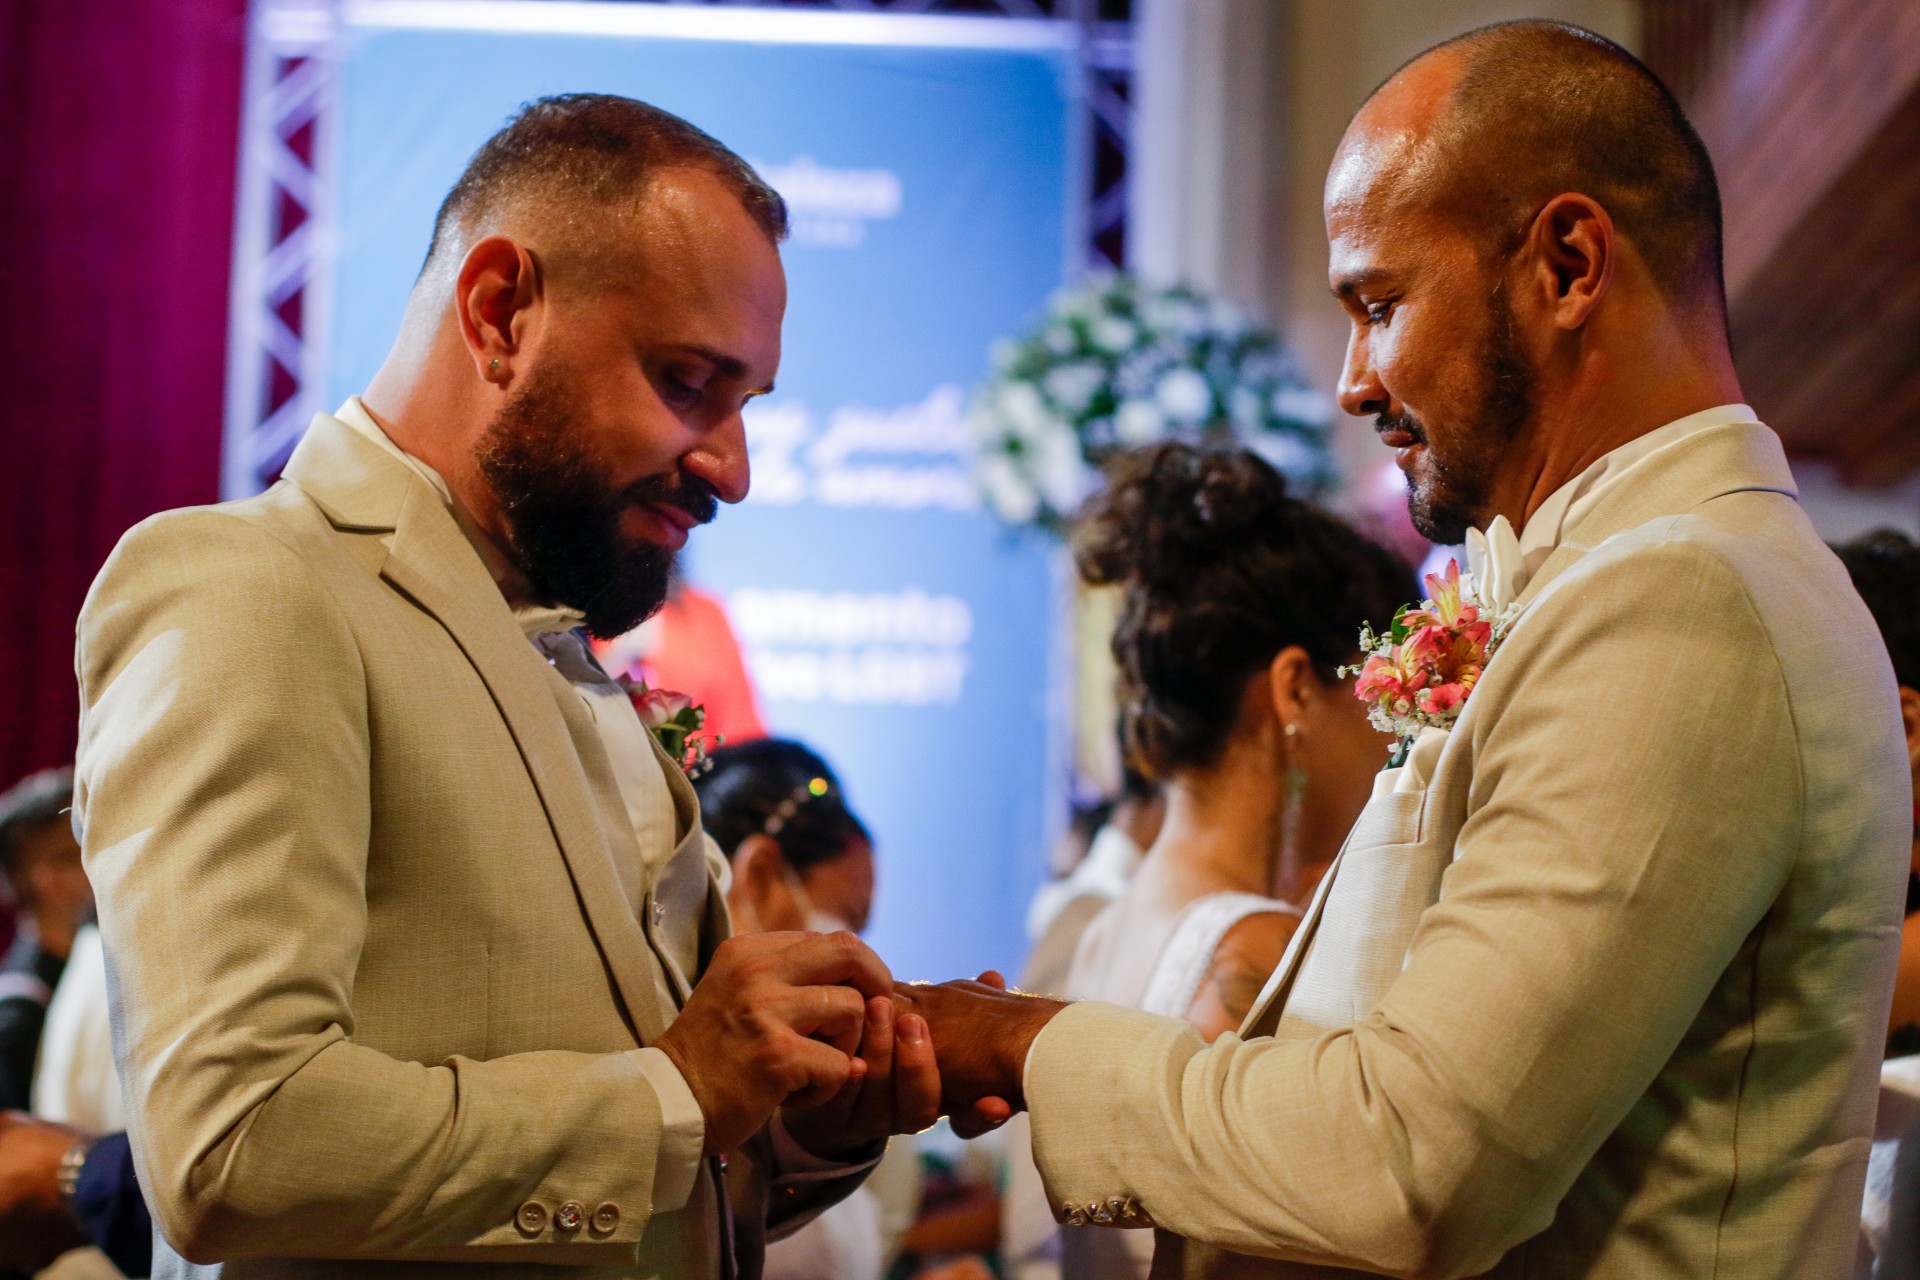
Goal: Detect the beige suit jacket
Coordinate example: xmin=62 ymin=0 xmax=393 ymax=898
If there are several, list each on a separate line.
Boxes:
xmin=1024 ymin=422 xmax=1911 ymax=1279
xmin=73 ymin=415 xmax=858 ymax=1278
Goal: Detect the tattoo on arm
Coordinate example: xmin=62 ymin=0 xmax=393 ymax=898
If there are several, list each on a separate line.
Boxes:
xmin=1197 ymin=953 xmax=1273 ymax=1030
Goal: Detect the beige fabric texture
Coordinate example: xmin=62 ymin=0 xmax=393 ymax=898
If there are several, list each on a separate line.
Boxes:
xmin=1025 ymin=422 xmax=1912 ymax=1279
xmin=73 ymin=414 xmax=858 ymax=1279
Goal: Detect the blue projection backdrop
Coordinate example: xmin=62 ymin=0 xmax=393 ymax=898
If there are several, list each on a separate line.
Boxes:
xmin=321 ymin=9 xmax=1076 ymax=981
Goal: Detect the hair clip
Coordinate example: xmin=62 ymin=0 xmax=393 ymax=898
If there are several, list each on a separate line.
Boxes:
xmin=762 ymin=776 xmax=831 ymax=836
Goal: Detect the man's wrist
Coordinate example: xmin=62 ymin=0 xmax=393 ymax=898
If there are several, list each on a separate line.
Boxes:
xmin=999 ymin=998 xmax=1067 ymax=1107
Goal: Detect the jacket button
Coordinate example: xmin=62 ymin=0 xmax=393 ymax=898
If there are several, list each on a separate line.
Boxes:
xmin=515 ymin=1201 xmax=548 ymax=1235
xmin=555 ymin=1200 xmax=586 ymax=1232
xmin=591 ymin=1202 xmax=620 ymax=1235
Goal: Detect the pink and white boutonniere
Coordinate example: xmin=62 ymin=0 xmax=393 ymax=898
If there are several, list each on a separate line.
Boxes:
xmin=628 ymin=683 xmax=722 ymax=778
xmin=1341 ymin=559 xmax=1517 ymax=764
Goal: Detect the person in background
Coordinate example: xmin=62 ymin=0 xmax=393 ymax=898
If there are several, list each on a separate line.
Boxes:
xmin=0 ymin=768 xmax=88 ymax=1114
xmin=1005 ymin=443 xmax=1412 ymax=1280
xmin=1020 ymin=762 xmax=1163 ymax=1001
xmin=596 ymin=574 xmax=768 ymax=748
xmin=1834 ymin=529 xmax=1920 ymax=1054
xmin=1002 ymin=760 xmax=1163 ymax=1280
xmin=697 ymin=738 xmax=873 ymax=939
xmin=0 ymin=1112 xmax=150 ymax=1278
xmin=695 ymin=739 xmax=915 ymax=1280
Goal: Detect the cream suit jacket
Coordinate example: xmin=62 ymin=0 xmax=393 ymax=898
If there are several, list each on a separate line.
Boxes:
xmin=1024 ymin=422 xmax=1911 ymax=1279
xmin=73 ymin=415 xmax=859 ymax=1277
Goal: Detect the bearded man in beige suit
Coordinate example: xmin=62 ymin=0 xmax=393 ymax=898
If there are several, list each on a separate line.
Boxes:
xmin=73 ymin=96 xmax=998 ymax=1279
xmin=903 ymin=22 xmax=1912 ymax=1280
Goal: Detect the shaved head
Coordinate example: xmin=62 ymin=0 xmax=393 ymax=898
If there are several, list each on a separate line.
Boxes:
xmin=1357 ymin=20 xmax=1724 ymax=314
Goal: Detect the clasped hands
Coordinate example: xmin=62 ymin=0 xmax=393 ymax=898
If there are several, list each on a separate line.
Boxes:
xmin=656 ymin=931 xmax=1065 ymax=1160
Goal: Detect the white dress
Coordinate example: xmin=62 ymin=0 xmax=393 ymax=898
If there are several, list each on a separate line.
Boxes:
xmin=1005 ymin=891 xmax=1300 ymax=1280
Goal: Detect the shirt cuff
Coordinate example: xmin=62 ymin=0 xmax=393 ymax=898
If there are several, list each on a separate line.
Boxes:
xmin=769 ymin=1111 xmax=886 ymax=1183
xmin=632 ymin=1047 xmax=706 ymax=1212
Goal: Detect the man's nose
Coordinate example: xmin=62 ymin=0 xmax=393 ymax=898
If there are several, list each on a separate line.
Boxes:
xmin=683 ymin=414 xmax=751 ymax=505
xmin=1337 ymin=331 xmax=1390 ymax=420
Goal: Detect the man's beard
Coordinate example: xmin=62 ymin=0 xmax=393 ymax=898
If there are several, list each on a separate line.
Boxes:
xmin=1386 ymin=284 xmax=1537 ymax=545
xmin=476 ymin=365 xmax=717 ymax=640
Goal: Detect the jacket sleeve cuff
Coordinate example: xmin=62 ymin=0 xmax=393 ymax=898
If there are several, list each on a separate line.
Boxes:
xmin=631 ymin=1047 xmax=706 ymax=1213
xmin=1023 ymin=1001 xmax=1205 ymax=1228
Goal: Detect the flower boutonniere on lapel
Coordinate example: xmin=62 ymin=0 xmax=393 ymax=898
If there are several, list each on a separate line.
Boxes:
xmin=628 ymin=684 xmax=722 ymax=778
xmin=1341 ymin=559 xmax=1517 ymax=767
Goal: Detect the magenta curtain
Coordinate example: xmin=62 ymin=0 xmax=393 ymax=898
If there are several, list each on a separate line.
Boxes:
xmin=0 ymin=0 xmax=246 ymax=797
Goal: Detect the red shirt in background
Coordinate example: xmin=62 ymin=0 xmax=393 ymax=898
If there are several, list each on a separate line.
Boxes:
xmin=594 ymin=583 xmax=767 ymax=749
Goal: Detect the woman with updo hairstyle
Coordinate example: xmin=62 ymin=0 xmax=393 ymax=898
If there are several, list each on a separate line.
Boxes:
xmin=1020 ymin=441 xmax=1412 ymax=1279
xmin=694 ymin=738 xmax=874 ymax=938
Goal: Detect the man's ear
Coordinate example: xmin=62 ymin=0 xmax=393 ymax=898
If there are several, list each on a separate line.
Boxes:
xmin=1526 ymin=192 xmax=1615 ymax=330
xmin=453 ymin=234 xmax=540 ymax=384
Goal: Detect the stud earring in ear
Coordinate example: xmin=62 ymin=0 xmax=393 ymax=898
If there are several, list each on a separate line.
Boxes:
xmin=488 ymin=359 xmax=501 ymax=373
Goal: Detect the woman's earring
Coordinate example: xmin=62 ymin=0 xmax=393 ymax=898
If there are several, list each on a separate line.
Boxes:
xmin=1279 ymin=720 xmax=1309 ymax=896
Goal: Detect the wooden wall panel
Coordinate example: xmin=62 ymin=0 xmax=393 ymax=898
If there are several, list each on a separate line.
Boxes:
xmin=1649 ymin=0 xmax=1920 ymax=483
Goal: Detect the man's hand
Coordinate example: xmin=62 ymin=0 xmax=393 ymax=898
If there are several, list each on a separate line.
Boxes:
xmin=657 ymin=930 xmax=892 ymax=1157
xmin=893 ymin=971 xmax=1065 ymax=1135
xmin=0 ymin=1111 xmax=88 ymax=1271
xmin=782 ymin=995 xmax=942 ymax=1160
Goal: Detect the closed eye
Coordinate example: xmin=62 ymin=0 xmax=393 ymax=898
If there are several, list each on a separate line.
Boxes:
xmin=659 ymin=370 xmax=706 ymax=409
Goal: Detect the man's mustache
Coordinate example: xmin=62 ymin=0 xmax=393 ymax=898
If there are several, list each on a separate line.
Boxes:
xmin=627 ymin=473 xmax=719 ymax=527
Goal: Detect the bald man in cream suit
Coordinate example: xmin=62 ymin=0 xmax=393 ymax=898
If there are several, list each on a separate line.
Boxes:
xmin=905 ymin=24 xmax=1911 ymax=1280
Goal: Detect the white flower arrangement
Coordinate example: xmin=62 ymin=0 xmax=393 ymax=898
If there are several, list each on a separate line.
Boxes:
xmin=966 ymin=274 xmax=1336 ymax=534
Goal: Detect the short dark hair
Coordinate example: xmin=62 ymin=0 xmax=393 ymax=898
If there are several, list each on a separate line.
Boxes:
xmin=694 ymin=738 xmax=870 ymax=873
xmin=423 ymin=93 xmax=787 ymax=275
xmin=1836 ymin=529 xmax=1920 ymax=692
xmin=1076 ymin=444 xmax=1415 ymax=780
xmin=0 ymin=767 xmax=73 ymax=882
xmin=1394 ymin=20 xmax=1725 ymax=312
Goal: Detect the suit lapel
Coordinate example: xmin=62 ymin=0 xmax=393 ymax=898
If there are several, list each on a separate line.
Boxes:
xmin=287 ymin=415 xmax=675 ymax=1046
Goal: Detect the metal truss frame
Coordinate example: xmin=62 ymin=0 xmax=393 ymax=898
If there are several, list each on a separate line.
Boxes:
xmin=223 ymin=0 xmax=1131 ymax=498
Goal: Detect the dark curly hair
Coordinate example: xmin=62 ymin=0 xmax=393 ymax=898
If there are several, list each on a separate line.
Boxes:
xmin=1077 ymin=444 xmax=1415 ymax=779
xmin=1836 ymin=529 xmax=1920 ymax=692
xmin=693 ymin=738 xmax=870 ymax=873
